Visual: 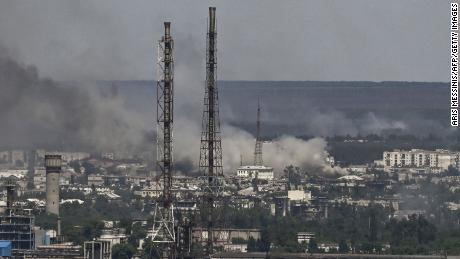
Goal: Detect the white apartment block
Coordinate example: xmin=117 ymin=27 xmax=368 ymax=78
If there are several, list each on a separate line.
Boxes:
xmin=383 ymin=149 xmax=460 ymax=172
xmin=236 ymin=165 xmax=274 ymax=180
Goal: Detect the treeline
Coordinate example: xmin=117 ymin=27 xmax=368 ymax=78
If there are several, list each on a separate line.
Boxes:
xmin=223 ymin=205 xmax=460 ymax=255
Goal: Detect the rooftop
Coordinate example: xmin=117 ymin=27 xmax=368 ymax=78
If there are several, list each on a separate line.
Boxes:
xmin=237 ymin=165 xmax=273 ymax=170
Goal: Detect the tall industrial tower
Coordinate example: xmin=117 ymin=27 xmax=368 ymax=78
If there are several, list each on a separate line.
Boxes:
xmin=45 ymin=154 xmax=62 ymax=236
xmin=254 ymin=99 xmax=263 ymax=166
xmin=199 ymin=7 xmax=223 ymax=255
xmin=152 ymin=22 xmax=176 ymax=258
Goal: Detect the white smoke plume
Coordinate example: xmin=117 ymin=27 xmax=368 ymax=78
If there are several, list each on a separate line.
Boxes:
xmin=173 ymin=117 xmax=343 ymax=175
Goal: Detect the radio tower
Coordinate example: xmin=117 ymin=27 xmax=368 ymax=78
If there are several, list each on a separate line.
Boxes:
xmin=152 ymin=22 xmax=176 ymax=258
xmin=254 ymin=99 xmax=263 ymax=166
xmin=199 ymin=7 xmax=223 ymax=255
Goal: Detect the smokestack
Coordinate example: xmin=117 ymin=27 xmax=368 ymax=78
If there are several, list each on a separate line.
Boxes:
xmin=164 ymin=21 xmax=171 ymax=38
xmin=209 ymin=7 xmax=216 ymax=33
xmin=45 ymin=155 xmax=61 ymax=216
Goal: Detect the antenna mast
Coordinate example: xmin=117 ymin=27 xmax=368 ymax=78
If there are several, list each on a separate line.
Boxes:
xmin=254 ymin=99 xmax=263 ymax=166
xmin=152 ymin=21 xmax=176 ymax=259
xmin=199 ymin=7 xmax=223 ymax=255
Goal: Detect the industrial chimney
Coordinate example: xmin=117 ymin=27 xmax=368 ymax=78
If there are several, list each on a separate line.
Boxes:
xmin=45 ymin=154 xmax=62 ymax=237
xmin=45 ymin=154 xmax=61 ymax=216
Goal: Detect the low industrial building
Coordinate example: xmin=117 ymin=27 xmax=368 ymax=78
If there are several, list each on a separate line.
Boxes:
xmin=192 ymin=228 xmax=261 ymax=251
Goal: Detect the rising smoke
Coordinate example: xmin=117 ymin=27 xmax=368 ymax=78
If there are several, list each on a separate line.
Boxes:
xmin=169 ymin=34 xmax=343 ymax=175
xmin=172 ymin=117 xmax=342 ymax=175
xmin=0 ymin=44 xmax=341 ymax=175
xmin=0 ymin=50 xmax=150 ymax=156
xmin=0 ymin=1 xmax=449 ymax=176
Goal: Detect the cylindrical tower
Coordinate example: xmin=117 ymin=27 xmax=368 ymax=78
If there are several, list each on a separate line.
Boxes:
xmin=45 ymin=155 xmax=61 ymax=216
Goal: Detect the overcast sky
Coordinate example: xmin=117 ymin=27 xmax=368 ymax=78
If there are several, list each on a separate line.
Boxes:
xmin=0 ymin=0 xmax=450 ymax=82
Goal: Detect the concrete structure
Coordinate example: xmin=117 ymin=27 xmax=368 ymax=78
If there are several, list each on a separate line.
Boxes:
xmin=192 ymin=228 xmax=260 ymax=249
xmin=33 ymin=169 xmax=46 ymax=191
xmin=297 ymin=232 xmax=315 ymax=244
xmin=337 ymin=175 xmax=364 ymax=182
xmin=84 ymin=240 xmax=111 ymax=259
xmin=0 ymin=170 xmax=27 ymax=179
xmin=288 ymin=190 xmax=311 ymax=202
xmin=60 ymin=152 xmax=90 ymax=164
xmin=134 ymin=185 xmax=162 ymax=198
xmin=236 ymin=165 xmax=274 ymax=180
xmin=97 ymin=229 xmax=127 ymax=247
xmin=45 ymin=154 xmax=62 ymax=239
xmin=346 ymin=165 xmax=367 ymax=174
xmin=88 ymin=175 xmax=105 ymax=187
xmin=45 ymin=155 xmax=61 ymax=216
xmin=383 ymin=149 xmax=460 ymax=172
xmin=223 ymin=243 xmax=248 ymax=253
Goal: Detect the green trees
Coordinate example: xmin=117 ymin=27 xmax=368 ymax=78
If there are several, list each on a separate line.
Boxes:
xmin=35 ymin=213 xmax=58 ymax=230
xmin=220 ymin=204 xmax=447 ymax=254
xmin=338 ymin=240 xmax=349 ymax=253
xmin=128 ymin=222 xmax=147 ymax=247
xmin=307 ymin=239 xmax=319 ymax=253
xmin=386 ymin=215 xmax=437 ymax=254
xmin=63 ymin=219 xmax=104 ymax=245
xmin=141 ymin=238 xmax=160 ymax=259
xmin=247 ymin=237 xmax=257 ymax=252
xmin=444 ymin=165 xmax=460 ymax=176
xmin=112 ymin=243 xmax=136 ymax=259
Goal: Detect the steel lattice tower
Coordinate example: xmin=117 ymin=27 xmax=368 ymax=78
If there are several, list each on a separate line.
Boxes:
xmin=152 ymin=22 xmax=176 ymax=259
xmin=254 ymin=99 xmax=263 ymax=166
xmin=199 ymin=7 xmax=223 ymax=255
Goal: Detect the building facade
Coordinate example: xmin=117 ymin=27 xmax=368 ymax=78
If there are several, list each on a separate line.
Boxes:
xmin=383 ymin=149 xmax=460 ymax=172
xmin=236 ymin=165 xmax=274 ymax=180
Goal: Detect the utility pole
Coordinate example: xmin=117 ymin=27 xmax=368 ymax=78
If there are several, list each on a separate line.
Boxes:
xmin=152 ymin=22 xmax=176 ymax=259
xmin=199 ymin=7 xmax=223 ymax=256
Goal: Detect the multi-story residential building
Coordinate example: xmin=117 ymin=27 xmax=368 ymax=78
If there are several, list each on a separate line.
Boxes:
xmin=383 ymin=149 xmax=459 ymax=172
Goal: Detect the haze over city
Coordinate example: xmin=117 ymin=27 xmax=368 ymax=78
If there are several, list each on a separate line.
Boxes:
xmin=0 ymin=1 xmax=457 ymax=259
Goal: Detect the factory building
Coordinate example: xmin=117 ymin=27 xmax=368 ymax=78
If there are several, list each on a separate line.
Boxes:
xmin=0 ymin=212 xmax=35 ymax=250
xmin=0 ymin=178 xmax=35 ymax=251
xmin=383 ymin=149 xmax=460 ymax=172
xmin=236 ymin=165 xmax=274 ymax=180
xmin=192 ymin=228 xmax=260 ymax=251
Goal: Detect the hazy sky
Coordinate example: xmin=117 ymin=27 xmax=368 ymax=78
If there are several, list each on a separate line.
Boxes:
xmin=0 ymin=0 xmax=450 ymax=81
